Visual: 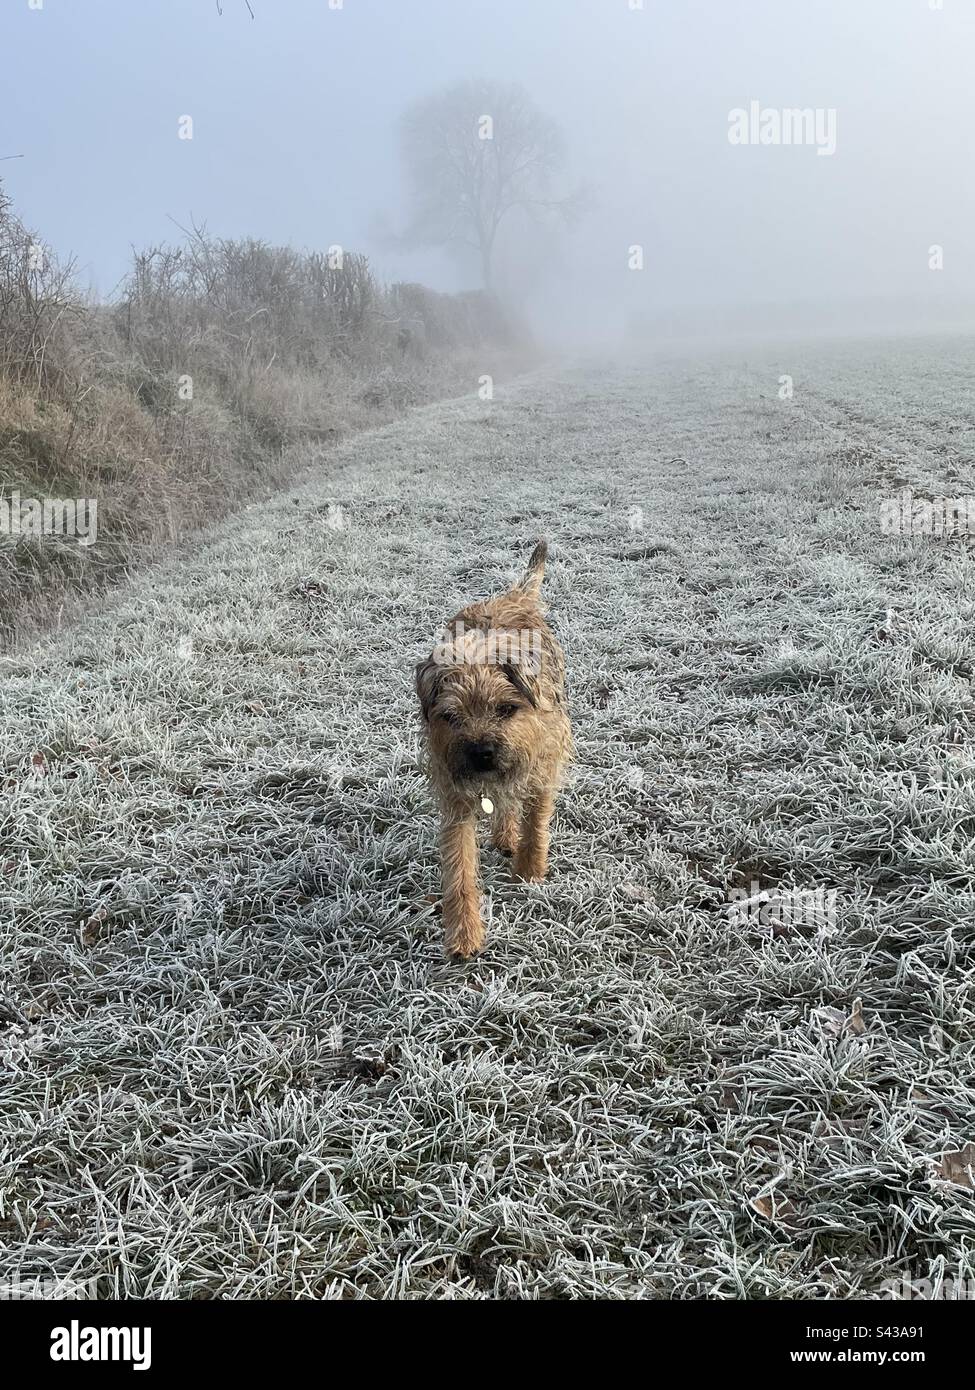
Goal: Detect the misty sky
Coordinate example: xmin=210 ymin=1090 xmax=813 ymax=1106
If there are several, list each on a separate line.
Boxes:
xmin=3 ymin=0 xmax=974 ymax=337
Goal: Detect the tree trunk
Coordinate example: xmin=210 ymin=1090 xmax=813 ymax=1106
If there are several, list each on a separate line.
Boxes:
xmin=480 ymin=238 xmax=493 ymax=292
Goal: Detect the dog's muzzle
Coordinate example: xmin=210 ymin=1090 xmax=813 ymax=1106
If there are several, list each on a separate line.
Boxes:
xmin=457 ymin=739 xmax=499 ymax=778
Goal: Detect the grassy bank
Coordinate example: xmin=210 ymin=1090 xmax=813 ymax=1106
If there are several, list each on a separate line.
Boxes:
xmin=0 ymin=188 xmax=528 ymax=647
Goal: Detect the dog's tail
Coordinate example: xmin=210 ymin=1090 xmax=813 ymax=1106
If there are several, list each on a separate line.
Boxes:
xmin=515 ymin=538 xmax=548 ymax=599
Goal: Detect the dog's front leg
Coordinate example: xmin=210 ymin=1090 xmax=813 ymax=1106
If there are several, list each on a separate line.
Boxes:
xmin=491 ymin=808 xmax=521 ymax=858
xmin=514 ymin=789 xmax=555 ymax=883
xmin=441 ymin=813 xmax=484 ymax=958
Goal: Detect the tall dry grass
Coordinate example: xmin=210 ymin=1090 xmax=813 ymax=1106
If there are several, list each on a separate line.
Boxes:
xmin=0 ymin=191 xmax=526 ymax=647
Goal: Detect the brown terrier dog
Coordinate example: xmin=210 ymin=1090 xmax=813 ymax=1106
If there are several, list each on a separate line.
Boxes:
xmin=415 ymin=540 xmax=572 ymax=958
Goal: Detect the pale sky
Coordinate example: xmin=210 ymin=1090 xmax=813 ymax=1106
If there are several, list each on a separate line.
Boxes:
xmin=3 ymin=0 xmax=973 ymax=336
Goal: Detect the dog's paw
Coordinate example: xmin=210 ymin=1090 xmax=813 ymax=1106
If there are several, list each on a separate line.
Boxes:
xmin=513 ymin=854 xmax=547 ymax=883
xmin=444 ymin=912 xmax=485 ymax=960
xmin=491 ymin=814 xmax=520 ymax=859
xmin=447 ymin=932 xmax=484 ymax=961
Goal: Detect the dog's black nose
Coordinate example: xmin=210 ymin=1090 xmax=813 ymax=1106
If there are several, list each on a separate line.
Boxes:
xmin=463 ymin=740 xmax=496 ymax=773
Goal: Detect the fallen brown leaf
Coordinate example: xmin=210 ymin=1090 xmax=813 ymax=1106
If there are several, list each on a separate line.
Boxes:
xmin=815 ymin=999 xmax=868 ymax=1038
xmin=934 ymin=1144 xmax=975 ymax=1190
xmin=82 ymin=905 xmax=109 ymax=946
xmin=750 ymin=1190 xmax=800 ymax=1226
xmin=848 ymin=998 xmax=867 ymax=1035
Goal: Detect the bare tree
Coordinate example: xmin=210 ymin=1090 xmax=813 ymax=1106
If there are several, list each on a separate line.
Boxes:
xmin=0 ymin=181 xmax=82 ymax=394
xmin=400 ymin=80 xmax=584 ymax=291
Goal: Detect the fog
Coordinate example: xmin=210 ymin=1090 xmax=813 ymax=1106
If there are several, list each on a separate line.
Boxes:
xmin=4 ymin=0 xmax=974 ymax=346
xmin=4 ymin=1 xmax=975 ymax=1314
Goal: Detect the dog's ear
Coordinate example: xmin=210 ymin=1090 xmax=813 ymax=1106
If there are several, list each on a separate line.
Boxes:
xmin=501 ymin=661 xmax=539 ymax=708
xmin=415 ymin=658 xmax=443 ymax=720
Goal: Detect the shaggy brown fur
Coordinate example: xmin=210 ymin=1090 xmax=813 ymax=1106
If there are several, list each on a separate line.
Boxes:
xmin=415 ymin=540 xmax=573 ymax=958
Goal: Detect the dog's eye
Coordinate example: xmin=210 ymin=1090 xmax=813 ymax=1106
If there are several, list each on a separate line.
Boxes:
xmin=438 ymin=709 xmax=460 ymax=726
xmin=496 ymin=704 xmax=518 ymax=720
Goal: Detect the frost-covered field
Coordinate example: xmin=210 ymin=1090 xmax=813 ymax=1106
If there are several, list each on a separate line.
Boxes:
xmin=2 ymin=336 xmax=975 ymax=1299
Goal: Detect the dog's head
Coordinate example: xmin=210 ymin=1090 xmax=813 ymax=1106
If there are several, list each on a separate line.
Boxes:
xmin=415 ymin=626 xmax=544 ymax=787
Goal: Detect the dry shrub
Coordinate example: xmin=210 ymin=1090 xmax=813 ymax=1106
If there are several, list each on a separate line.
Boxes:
xmin=0 ymin=195 xmax=529 ymax=647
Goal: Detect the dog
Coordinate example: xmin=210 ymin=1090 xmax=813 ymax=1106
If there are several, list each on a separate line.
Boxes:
xmin=415 ymin=540 xmax=572 ymax=958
